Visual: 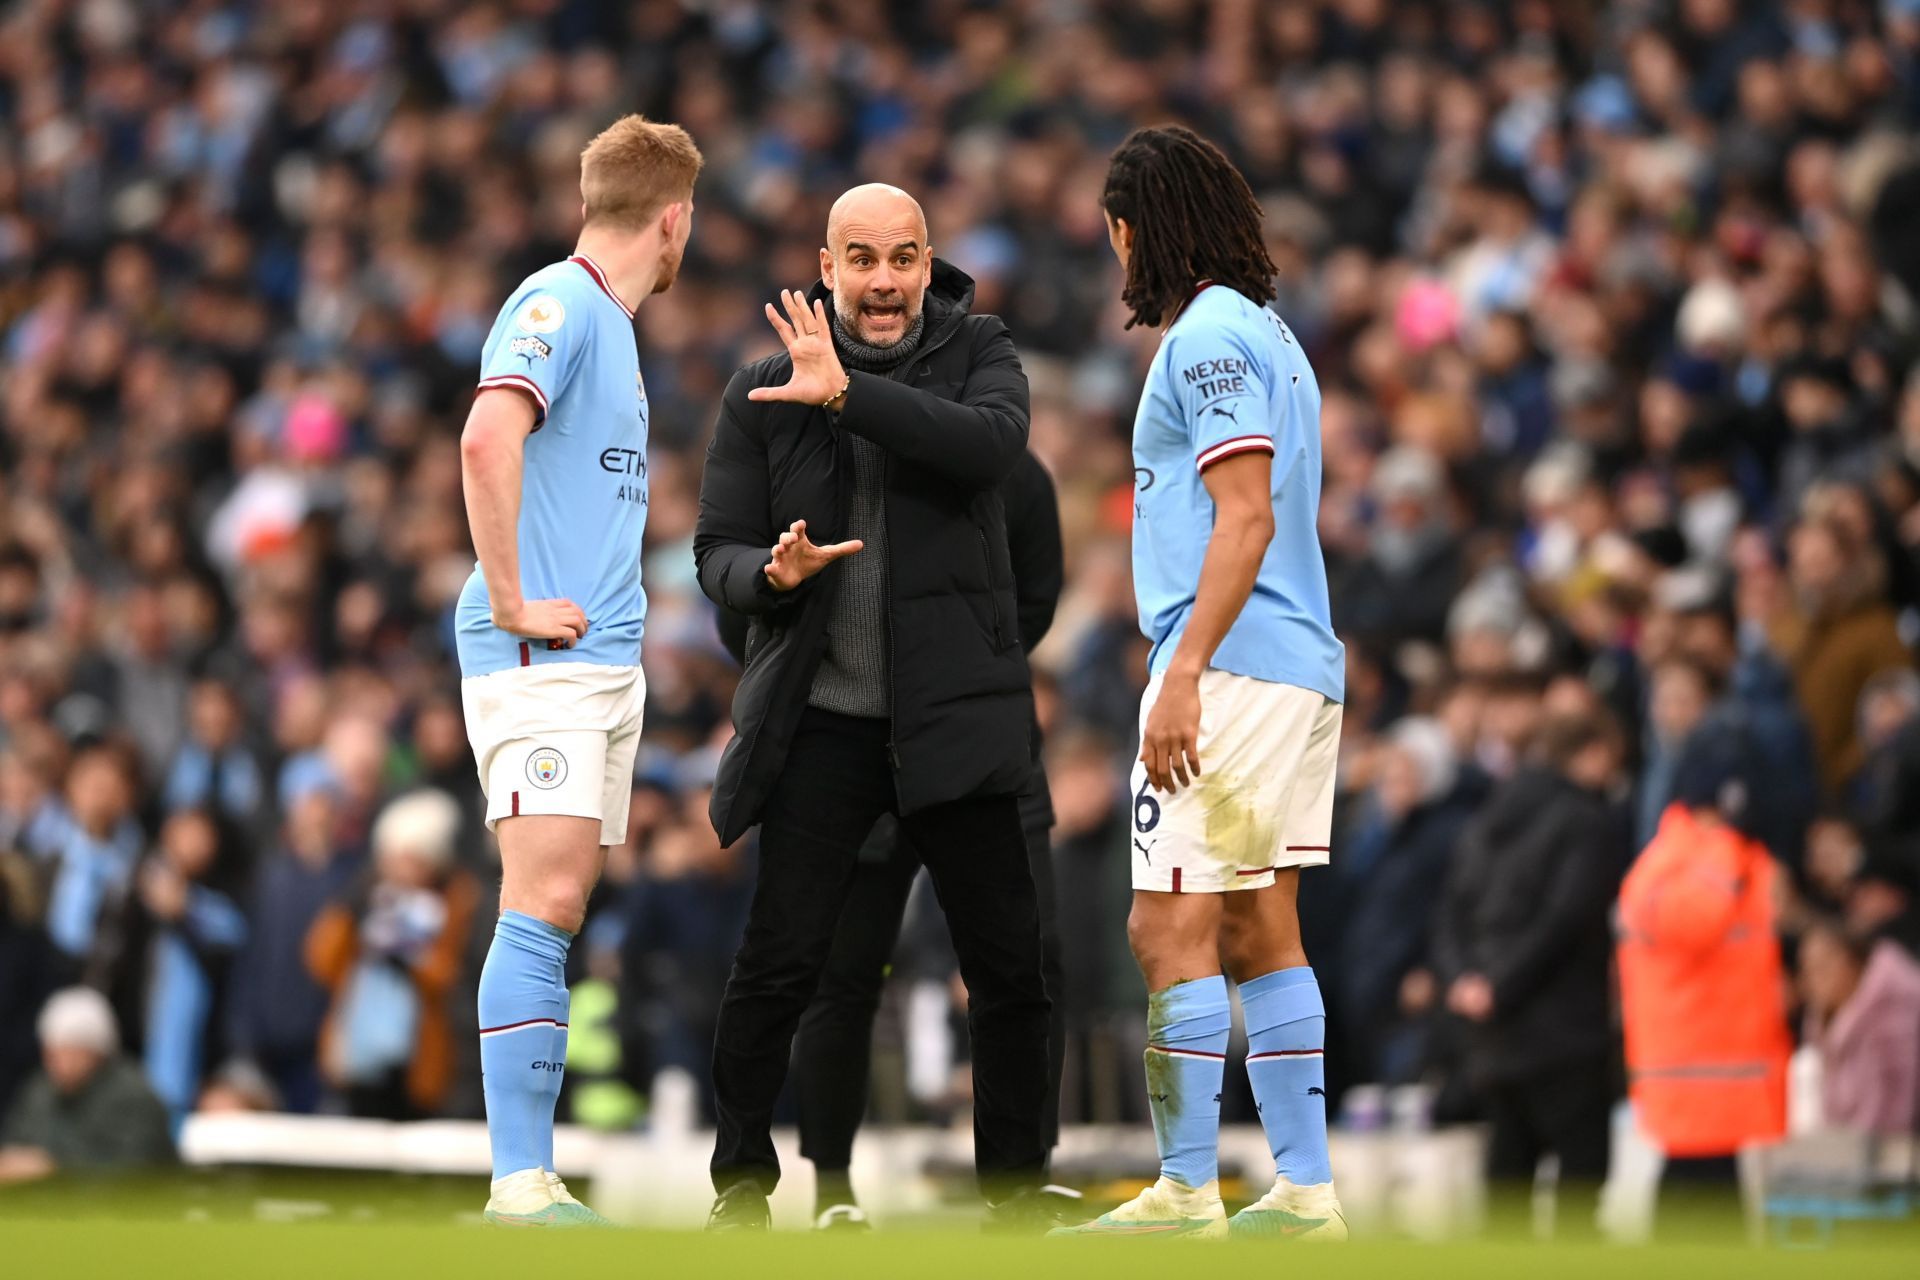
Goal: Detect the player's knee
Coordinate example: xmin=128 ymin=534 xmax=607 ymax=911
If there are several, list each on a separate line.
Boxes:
xmin=1127 ymin=898 xmax=1213 ymax=980
xmin=1218 ymin=908 xmax=1254 ymax=968
xmin=504 ymin=880 xmax=590 ymax=935
xmin=534 ymin=897 xmax=588 ymax=935
xmin=1219 ymin=902 xmax=1308 ymax=981
xmin=1219 ymin=928 xmax=1260 ymax=981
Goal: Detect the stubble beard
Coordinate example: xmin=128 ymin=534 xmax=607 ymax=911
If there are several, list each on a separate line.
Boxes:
xmin=836 ymin=291 xmax=920 ymax=348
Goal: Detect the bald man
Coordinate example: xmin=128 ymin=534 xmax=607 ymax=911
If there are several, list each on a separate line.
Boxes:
xmin=695 ymin=185 xmax=1052 ymax=1229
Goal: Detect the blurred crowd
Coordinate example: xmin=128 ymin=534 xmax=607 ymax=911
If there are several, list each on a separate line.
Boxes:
xmin=4 ymin=0 xmax=1920 ymax=1184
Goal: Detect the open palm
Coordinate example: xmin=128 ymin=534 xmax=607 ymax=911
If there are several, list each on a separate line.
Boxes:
xmin=747 ymin=290 xmax=847 ymax=405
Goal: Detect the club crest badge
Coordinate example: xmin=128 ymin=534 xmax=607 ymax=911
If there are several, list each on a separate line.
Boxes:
xmin=526 ymin=747 xmax=568 ymax=790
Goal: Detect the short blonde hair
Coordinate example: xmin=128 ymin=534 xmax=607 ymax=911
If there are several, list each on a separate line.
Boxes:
xmin=580 ymin=115 xmax=703 ymax=230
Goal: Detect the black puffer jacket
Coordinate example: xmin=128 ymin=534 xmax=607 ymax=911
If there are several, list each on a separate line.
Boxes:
xmin=711 ymin=447 xmax=1062 ymax=833
xmin=694 ymin=261 xmax=1033 ymax=845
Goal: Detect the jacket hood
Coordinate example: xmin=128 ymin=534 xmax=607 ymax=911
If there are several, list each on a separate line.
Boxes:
xmin=805 ymin=257 xmax=976 ymax=347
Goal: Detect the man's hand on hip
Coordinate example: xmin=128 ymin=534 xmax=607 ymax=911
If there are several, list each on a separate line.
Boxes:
xmin=764 ymin=519 xmax=862 ymax=591
xmin=747 ymin=290 xmax=849 ymax=407
xmin=493 ymin=597 xmax=588 ymax=648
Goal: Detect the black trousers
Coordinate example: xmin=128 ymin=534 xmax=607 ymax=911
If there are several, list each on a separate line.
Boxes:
xmin=710 ymin=708 xmax=1052 ymax=1195
xmin=791 ymin=811 xmax=1066 ymax=1174
xmin=1483 ymin=1056 xmax=1613 ymax=1234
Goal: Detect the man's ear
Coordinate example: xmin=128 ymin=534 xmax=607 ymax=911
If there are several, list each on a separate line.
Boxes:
xmin=658 ymin=200 xmax=683 ymax=242
xmin=921 ymin=246 xmax=933 ymax=287
xmin=819 ymin=246 xmax=835 ymax=290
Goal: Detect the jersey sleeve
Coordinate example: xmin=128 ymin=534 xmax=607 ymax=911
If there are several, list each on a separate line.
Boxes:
xmin=1166 ymin=313 xmax=1275 ymax=472
xmin=475 ymin=285 xmax=582 ymax=428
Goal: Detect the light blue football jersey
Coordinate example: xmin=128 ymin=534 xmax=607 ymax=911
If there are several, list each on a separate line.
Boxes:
xmin=456 ymin=254 xmax=649 ymax=677
xmin=1130 ymin=283 xmax=1344 ymax=702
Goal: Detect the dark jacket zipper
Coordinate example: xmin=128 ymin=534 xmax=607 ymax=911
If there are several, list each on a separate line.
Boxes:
xmin=851 ymin=324 xmax=966 ymax=783
xmin=874 ymin=329 xmax=963 ymax=782
xmin=977 ymin=526 xmax=1004 ymax=648
xmin=886 ymin=448 xmax=901 ymax=775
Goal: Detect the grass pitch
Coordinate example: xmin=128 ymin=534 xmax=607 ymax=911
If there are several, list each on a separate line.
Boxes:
xmin=9 ymin=1220 xmax=1920 ymax=1280
xmin=1 ymin=1171 xmax=1913 ymax=1279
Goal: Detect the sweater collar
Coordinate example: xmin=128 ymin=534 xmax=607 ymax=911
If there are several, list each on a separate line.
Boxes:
xmin=830 ymin=309 xmax=926 ymax=372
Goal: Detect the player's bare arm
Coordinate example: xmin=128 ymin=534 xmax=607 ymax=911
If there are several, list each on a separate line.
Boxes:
xmin=460 ymin=387 xmax=588 ymax=648
xmin=1139 ymin=449 xmax=1275 ymax=793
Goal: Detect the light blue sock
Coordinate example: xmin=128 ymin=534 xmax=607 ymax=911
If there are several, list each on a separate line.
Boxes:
xmin=537 ymin=987 xmax=571 ymax=1174
xmin=478 ymin=910 xmax=573 ymax=1181
xmin=1242 ymin=966 xmax=1332 ymax=1185
xmin=1145 ymin=975 xmax=1231 ymax=1189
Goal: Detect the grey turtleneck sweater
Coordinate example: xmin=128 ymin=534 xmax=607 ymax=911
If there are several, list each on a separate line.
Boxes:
xmin=806 ymin=309 xmax=927 ymax=719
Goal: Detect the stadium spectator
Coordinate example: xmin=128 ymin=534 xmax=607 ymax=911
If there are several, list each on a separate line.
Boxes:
xmin=35 ymin=746 xmax=142 ymax=975
xmin=108 ymin=585 xmax=191 ymax=783
xmin=226 ymin=776 xmax=365 ymax=1113
xmin=1663 ymin=581 xmax=1817 ymax=863
xmin=0 ymin=987 xmax=175 ymax=1183
xmin=1765 ymin=513 xmax=1911 ymax=794
xmin=1805 ymin=814 xmax=1871 ymax=915
xmin=1434 ymin=711 xmax=1627 ymax=1233
xmin=1336 ymin=716 xmax=1487 ymax=1086
xmin=1849 ymin=841 xmax=1920 ymax=958
xmin=1800 ymin=920 xmax=1920 ymax=1137
xmin=160 ymin=679 xmax=266 ymax=834
xmin=0 ymin=738 xmax=68 ymax=865
xmin=307 ymin=789 xmax=478 ymax=1120
xmin=1635 ymin=657 xmax=1720 ymax=853
xmin=1849 ymin=667 xmax=1920 ymax=841
xmin=1329 ymin=445 xmax=1463 ymax=651
xmin=1045 ymin=726 xmax=1145 ymax=1129
xmin=616 ymin=772 xmax=752 ymax=1123
xmin=94 ymin=808 xmax=248 ymax=1127
xmin=0 ymin=852 xmax=56 ymax=1120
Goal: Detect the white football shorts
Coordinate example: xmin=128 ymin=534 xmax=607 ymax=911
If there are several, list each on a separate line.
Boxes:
xmin=1129 ymin=668 xmax=1342 ymax=893
xmin=461 ymin=660 xmax=645 ymax=847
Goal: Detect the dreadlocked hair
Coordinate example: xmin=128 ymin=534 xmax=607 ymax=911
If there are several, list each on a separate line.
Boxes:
xmin=1102 ymin=125 xmax=1278 ymax=330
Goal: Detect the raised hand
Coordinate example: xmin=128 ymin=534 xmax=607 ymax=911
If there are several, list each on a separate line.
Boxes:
xmin=746 ymin=290 xmax=848 ymax=406
xmin=764 ymin=519 xmax=862 ymax=591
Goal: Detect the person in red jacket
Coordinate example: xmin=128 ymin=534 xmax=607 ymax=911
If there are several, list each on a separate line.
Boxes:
xmin=1619 ymin=731 xmax=1792 ymax=1233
